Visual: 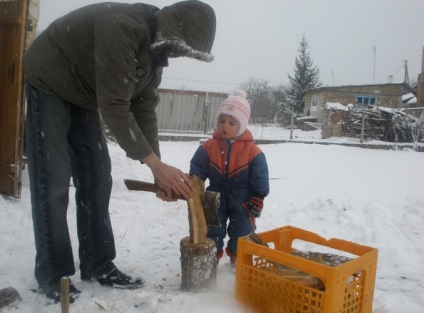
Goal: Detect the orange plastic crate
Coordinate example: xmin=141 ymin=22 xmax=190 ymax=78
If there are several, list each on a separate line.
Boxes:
xmin=235 ymin=226 xmax=378 ymax=313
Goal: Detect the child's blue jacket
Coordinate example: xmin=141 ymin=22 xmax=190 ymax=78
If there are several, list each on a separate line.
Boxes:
xmin=190 ymin=130 xmax=270 ymax=209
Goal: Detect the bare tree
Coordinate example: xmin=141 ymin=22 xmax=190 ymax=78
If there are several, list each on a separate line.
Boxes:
xmin=240 ymin=78 xmax=279 ymax=125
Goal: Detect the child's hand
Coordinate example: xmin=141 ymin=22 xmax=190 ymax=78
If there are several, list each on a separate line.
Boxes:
xmin=244 ymin=195 xmax=264 ymax=218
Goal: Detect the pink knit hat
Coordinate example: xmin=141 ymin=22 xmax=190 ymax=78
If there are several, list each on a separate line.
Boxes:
xmin=215 ymin=90 xmax=251 ymax=137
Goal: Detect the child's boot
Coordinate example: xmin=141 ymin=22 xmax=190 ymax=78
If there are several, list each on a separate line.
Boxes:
xmin=225 ymin=247 xmax=237 ymax=266
xmin=216 ymin=249 xmax=224 ymax=264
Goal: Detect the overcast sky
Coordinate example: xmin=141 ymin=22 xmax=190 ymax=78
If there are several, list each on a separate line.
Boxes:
xmin=37 ymin=0 xmax=424 ymax=93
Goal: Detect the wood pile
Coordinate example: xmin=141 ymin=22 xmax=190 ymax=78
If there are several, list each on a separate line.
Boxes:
xmin=383 ymin=109 xmax=424 ymax=143
xmin=341 ymin=110 xmax=388 ymax=141
xmin=339 ymin=108 xmax=424 ymax=143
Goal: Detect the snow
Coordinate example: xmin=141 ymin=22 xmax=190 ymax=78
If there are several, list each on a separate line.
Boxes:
xmin=407 ymin=97 xmax=417 ymax=105
xmin=151 ymin=37 xmax=214 ymax=62
xmin=324 ymin=102 xmax=350 ymax=111
xmin=1 ymin=126 xmax=424 ymax=313
xmin=402 ymin=93 xmax=415 ymax=102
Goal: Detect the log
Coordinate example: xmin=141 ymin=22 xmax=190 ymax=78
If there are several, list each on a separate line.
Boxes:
xmin=0 ymin=287 xmax=22 ymax=309
xmin=245 ymin=233 xmax=325 ymax=290
xmin=187 ymin=176 xmax=208 ymax=244
xmin=180 ymin=236 xmax=217 ymax=291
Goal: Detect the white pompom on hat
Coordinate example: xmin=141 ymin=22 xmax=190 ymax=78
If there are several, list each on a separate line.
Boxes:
xmin=215 ymin=90 xmax=251 ymax=137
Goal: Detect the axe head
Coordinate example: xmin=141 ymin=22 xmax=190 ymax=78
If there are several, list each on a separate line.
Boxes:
xmin=203 ymin=191 xmax=221 ymax=228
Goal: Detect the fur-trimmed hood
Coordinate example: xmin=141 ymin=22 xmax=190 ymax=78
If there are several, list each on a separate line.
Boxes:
xmin=151 ymin=1 xmax=216 ymax=62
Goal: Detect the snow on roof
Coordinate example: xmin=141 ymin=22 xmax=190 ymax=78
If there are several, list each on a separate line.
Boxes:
xmin=406 ymin=97 xmax=417 ymax=104
xmin=324 ymin=102 xmax=350 ymax=111
xmin=297 ymin=116 xmax=318 ymax=120
xmin=377 ymin=106 xmax=396 ymax=113
xmin=402 ymin=93 xmax=415 ymax=102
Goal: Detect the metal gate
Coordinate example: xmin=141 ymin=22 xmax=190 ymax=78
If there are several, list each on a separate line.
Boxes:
xmin=157 ymin=89 xmax=227 ymax=133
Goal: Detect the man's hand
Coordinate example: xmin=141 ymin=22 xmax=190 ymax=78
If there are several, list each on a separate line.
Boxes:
xmin=142 ymin=153 xmax=193 ymax=201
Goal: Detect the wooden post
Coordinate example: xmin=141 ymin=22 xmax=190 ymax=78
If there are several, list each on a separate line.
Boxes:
xmin=60 ymin=277 xmax=70 ymax=313
xmin=290 ymin=110 xmax=294 ymax=140
xmin=180 ymin=175 xmax=217 ymax=291
xmin=0 ymin=0 xmax=28 ymax=198
xmin=202 ymin=92 xmax=209 ymax=134
xmin=360 ymin=112 xmax=365 ymax=143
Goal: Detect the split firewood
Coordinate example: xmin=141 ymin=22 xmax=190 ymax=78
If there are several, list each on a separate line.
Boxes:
xmin=187 ymin=175 xmax=208 ymax=244
xmin=180 ymin=175 xmax=218 ymax=291
xmin=245 ymin=233 xmax=325 ymax=290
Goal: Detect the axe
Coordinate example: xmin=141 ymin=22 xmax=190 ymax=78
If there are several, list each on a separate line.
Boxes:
xmin=124 ymin=179 xmax=221 ymax=228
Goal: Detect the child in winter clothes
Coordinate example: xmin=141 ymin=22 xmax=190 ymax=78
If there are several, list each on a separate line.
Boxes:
xmin=189 ymin=90 xmax=270 ymax=265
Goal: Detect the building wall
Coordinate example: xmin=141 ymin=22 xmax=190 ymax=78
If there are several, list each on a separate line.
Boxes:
xmin=304 ymin=83 xmax=407 ymax=122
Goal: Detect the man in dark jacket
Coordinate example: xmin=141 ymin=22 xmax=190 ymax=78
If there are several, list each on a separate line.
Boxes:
xmin=23 ymin=0 xmax=216 ymax=303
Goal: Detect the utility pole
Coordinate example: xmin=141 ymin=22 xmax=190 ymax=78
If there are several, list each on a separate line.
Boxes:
xmin=373 ymin=45 xmax=376 ymax=84
xmin=202 ymin=92 xmax=209 ymax=134
xmin=403 ymin=60 xmax=410 ymax=86
xmin=290 ymin=110 xmax=294 ymax=140
xmin=422 ymin=46 xmax=424 ymax=74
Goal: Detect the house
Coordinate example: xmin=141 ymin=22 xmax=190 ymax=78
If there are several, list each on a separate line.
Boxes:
xmin=303 ymin=83 xmax=411 ymax=123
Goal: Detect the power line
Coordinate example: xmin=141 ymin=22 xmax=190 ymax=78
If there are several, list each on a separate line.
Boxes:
xmin=162 ymin=76 xmax=240 ymax=86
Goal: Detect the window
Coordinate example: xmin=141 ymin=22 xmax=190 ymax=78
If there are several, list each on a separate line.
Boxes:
xmin=311 ymin=96 xmax=318 ymax=108
xmin=355 ymin=96 xmax=378 ymax=110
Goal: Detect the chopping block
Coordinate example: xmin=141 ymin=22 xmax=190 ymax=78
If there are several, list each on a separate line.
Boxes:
xmin=180 ymin=175 xmax=217 ymax=291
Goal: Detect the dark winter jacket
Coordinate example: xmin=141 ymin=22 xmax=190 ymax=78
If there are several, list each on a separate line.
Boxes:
xmin=190 ymin=130 xmax=270 ymax=212
xmin=23 ymin=1 xmax=216 ymax=160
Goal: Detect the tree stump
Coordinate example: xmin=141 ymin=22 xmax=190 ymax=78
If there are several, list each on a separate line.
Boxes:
xmin=180 ymin=236 xmax=217 ymax=291
xmin=0 ymin=287 xmax=22 ymax=309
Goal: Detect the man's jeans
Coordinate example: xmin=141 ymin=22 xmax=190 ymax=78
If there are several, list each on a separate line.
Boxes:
xmin=25 ymin=83 xmax=116 ymax=292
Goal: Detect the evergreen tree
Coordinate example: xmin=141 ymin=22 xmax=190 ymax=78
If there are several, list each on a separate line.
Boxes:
xmin=286 ymin=35 xmax=321 ymax=113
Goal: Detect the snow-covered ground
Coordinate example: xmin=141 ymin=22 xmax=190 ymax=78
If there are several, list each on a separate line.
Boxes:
xmin=1 ymin=127 xmax=423 ymax=313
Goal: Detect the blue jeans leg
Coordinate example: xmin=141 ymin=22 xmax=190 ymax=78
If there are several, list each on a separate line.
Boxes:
xmin=67 ymin=100 xmax=115 ymax=280
xmin=25 ymin=83 xmax=115 ymax=291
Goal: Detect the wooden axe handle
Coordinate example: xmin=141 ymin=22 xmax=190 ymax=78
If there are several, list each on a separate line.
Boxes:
xmin=124 ymin=179 xmax=185 ymax=200
xmin=124 ymin=178 xmax=221 ymax=228
xmin=124 ymin=179 xmax=159 ymax=192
